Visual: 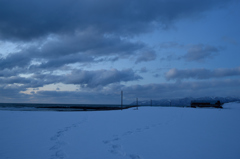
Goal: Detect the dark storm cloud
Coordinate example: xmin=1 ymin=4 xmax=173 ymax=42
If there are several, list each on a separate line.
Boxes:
xmin=0 ymin=0 xmax=234 ymax=69
xmin=0 ymin=51 xmax=32 ymax=69
xmin=0 ymin=0 xmax=238 ymax=104
xmin=0 ymin=0 xmax=234 ymax=40
xmin=0 ymin=34 xmax=145 ymax=70
xmin=165 ymin=67 xmax=240 ymax=80
xmin=37 ymin=31 xmax=145 ymax=58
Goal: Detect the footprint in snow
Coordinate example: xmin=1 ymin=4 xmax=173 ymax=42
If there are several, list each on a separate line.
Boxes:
xmin=129 ymin=154 xmax=142 ymax=159
xmin=103 ymin=122 xmax=164 ymax=159
xmin=49 ymin=118 xmax=87 ymax=159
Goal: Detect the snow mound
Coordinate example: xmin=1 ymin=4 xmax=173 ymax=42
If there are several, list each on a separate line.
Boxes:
xmin=222 ymin=102 xmax=240 ymax=110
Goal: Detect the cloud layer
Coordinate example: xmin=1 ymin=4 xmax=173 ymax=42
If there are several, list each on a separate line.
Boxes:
xmin=0 ymin=0 xmax=234 ymax=40
xmin=183 ymin=44 xmax=220 ymax=62
xmin=165 ymin=67 xmax=240 ymax=80
xmin=0 ymin=0 xmax=239 ymax=103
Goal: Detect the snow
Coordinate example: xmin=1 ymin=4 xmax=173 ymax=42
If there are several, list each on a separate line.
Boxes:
xmin=1 ymin=103 xmax=240 ymax=159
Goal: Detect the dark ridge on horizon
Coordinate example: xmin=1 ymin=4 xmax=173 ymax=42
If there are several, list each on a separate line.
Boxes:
xmin=0 ymin=103 xmax=137 ymax=112
xmin=130 ymin=96 xmax=240 ymax=106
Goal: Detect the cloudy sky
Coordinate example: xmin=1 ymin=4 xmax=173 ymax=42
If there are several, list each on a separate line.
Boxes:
xmin=0 ymin=0 xmax=240 ymax=104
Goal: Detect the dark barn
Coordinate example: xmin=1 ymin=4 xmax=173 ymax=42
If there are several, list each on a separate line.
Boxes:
xmin=191 ymin=100 xmax=222 ymax=108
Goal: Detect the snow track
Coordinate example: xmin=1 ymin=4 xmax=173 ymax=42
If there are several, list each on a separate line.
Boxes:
xmin=1 ymin=104 xmax=240 ymax=159
xmin=102 ymin=110 xmax=177 ymax=159
xmin=49 ymin=118 xmax=87 ymax=159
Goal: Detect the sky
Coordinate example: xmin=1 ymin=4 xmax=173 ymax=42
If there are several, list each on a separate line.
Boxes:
xmin=0 ymin=0 xmax=240 ymax=104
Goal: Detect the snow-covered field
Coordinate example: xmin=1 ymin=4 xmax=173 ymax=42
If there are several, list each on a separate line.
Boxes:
xmin=1 ymin=102 xmax=240 ymax=159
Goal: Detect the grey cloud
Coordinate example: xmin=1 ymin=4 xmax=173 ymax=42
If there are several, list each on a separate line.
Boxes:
xmin=0 ymin=86 xmax=30 ymax=102
xmin=159 ymin=42 xmax=184 ymax=49
xmin=22 ymin=78 xmax=240 ymax=103
xmin=159 ymin=43 xmax=222 ymax=62
xmin=1 ymin=77 xmax=240 ymax=104
xmin=153 ymin=74 xmax=160 ymax=78
xmin=63 ymin=69 xmax=142 ymax=87
xmin=222 ymin=36 xmax=238 ymax=45
xmin=0 ymin=68 xmax=25 ymax=77
xmin=96 ymin=56 xmax=119 ymax=63
xmin=160 ymin=54 xmax=179 ymax=61
xmin=39 ymin=32 xmax=145 ymax=58
xmin=0 ymin=76 xmax=31 ymax=84
xmin=165 ymin=67 xmax=240 ymax=80
xmin=135 ymin=51 xmax=156 ymax=64
xmin=122 ymin=79 xmax=240 ymax=100
xmin=0 ymin=32 xmax=146 ymax=70
xmin=140 ymin=67 xmax=148 ymax=73
xmin=28 ymin=68 xmax=142 ymax=88
xmin=0 ymin=75 xmax=55 ymax=88
xmin=0 ymin=0 xmax=238 ymax=104
xmin=0 ymin=0 xmax=232 ymax=73
xmin=30 ymin=54 xmax=94 ymax=70
xmin=0 ymin=51 xmax=32 ymax=69
xmin=183 ymin=44 xmax=220 ymax=62
xmin=0 ymin=0 xmax=234 ymax=40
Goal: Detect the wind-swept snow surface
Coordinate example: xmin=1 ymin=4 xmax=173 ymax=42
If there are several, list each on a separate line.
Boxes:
xmin=1 ymin=103 xmax=240 ymax=159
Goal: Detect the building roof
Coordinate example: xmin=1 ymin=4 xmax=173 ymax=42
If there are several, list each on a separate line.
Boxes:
xmin=191 ymin=100 xmax=220 ymax=104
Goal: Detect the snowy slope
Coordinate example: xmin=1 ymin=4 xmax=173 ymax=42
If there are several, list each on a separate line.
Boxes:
xmin=131 ymin=97 xmax=240 ymax=106
xmin=0 ymin=103 xmax=240 ymax=159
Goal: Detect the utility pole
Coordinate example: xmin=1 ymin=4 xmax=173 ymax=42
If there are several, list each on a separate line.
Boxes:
xmin=121 ymin=91 xmax=123 ymax=109
xmin=136 ymin=97 xmax=138 ymax=110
